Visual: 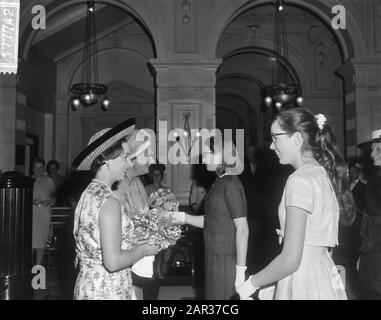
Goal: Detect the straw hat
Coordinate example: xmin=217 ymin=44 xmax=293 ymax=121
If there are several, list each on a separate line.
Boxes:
xmin=72 ymin=118 xmax=136 ymax=170
xmin=127 ymin=129 xmax=153 ymax=160
xmin=357 ymin=129 xmax=381 ymax=150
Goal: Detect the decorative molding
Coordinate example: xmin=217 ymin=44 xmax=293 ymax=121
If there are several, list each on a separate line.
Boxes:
xmin=54 ymin=17 xmax=135 ymax=63
xmin=175 ymin=0 xmax=197 ymax=53
xmin=374 ymin=0 xmax=381 ymax=52
xmin=181 ymin=0 xmax=192 ymax=24
xmin=246 ymin=25 xmax=260 ymax=45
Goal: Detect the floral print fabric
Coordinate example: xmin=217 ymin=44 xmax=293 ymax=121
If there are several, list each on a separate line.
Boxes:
xmin=73 ymin=179 xmax=134 ymax=300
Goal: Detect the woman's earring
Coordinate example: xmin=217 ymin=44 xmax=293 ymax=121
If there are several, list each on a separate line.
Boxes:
xmin=106 ymin=162 xmax=110 ymax=170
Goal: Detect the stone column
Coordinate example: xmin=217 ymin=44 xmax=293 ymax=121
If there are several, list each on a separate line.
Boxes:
xmin=0 ymin=75 xmax=16 ymax=172
xmin=335 ymin=60 xmax=356 ymax=158
xmin=54 ymin=94 xmax=70 ymax=175
xmin=353 ymin=61 xmax=381 ymax=153
xmin=150 ymin=59 xmax=221 ymax=204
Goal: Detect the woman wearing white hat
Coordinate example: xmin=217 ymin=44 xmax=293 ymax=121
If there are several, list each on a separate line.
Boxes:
xmin=113 ymin=129 xmax=157 ymax=299
xmin=357 ymin=129 xmax=381 ymax=299
xmin=71 ymin=119 xmax=160 ymax=300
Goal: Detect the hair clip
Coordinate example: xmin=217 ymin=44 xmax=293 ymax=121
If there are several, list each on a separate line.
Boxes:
xmin=315 ymin=114 xmax=327 ymax=131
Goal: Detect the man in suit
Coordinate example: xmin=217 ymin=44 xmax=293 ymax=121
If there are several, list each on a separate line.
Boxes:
xmin=349 ymin=164 xmax=366 ymax=213
xmin=357 ymin=129 xmax=381 ymax=299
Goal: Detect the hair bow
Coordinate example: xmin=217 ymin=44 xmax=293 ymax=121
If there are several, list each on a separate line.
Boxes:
xmin=315 ymin=114 xmax=327 ymax=131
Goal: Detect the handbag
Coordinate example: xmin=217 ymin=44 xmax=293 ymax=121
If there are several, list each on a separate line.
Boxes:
xmin=154 ymin=247 xmax=173 ymax=279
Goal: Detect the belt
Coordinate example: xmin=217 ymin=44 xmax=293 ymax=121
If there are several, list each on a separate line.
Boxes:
xmin=302 ymin=246 xmax=328 ymax=257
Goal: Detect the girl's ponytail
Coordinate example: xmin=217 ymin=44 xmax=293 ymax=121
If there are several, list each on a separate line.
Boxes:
xmin=316 ymin=125 xmax=355 ymax=226
xmin=276 ymin=108 xmax=355 ymax=226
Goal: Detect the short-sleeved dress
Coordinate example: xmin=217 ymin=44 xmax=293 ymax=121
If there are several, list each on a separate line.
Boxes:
xmin=203 ymin=174 xmax=247 ymax=300
xmin=73 ymin=179 xmax=134 ymax=300
xmin=32 ymin=176 xmax=55 ymax=249
xmin=269 ymin=164 xmax=347 ymax=300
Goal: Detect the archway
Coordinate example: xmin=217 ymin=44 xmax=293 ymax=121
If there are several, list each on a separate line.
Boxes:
xmin=19 ymin=0 xmax=167 ymax=61
xmin=17 ymin=1 xmax=159 ymax=173
xmin=207 ymin=0 xmax=362 ymax=60
xmin=215 ymin=2 xmax=354 ymax=155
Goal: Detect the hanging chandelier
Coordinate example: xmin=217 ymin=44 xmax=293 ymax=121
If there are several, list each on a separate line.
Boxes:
xmin=264 ymin=0 xmax=303 ymax=110
xmin=70 ymin=1 xmax=109 ymax=111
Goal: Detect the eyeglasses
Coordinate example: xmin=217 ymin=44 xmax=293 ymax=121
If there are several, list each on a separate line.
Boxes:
xmin=271 ymin=132 xmax=289 ymax=142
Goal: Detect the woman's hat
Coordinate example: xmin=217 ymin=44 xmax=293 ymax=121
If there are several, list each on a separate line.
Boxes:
xmin=127 ymin=129 xmax=153 ymax=160
xmin=72 ymin=118 xmax=136 ymax=171
xmin=357 ymin=129 xmax=381 ymax=150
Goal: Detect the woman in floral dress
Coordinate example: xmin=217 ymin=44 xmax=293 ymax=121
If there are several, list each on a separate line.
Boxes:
xmin=71 ymin=119 xmax=161 ymax=300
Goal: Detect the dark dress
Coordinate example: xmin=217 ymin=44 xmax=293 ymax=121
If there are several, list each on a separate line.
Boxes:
xmin=203 ymin=175 xmax=247 ymax=300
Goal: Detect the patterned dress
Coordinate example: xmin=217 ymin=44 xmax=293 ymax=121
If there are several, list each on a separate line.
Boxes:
xmin=73 ymin=179 xmax=134 ymax=300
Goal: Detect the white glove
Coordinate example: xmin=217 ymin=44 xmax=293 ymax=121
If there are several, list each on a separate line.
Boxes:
xmin=235 ymin=265 xmax=247 ymax=292
xmin=258 ymin=285 xmax=276 ymax=300
xmin=170 ymin=211 xmax=185 ymax=224
xmin=236 ymin=275 xmax=258 ymax=300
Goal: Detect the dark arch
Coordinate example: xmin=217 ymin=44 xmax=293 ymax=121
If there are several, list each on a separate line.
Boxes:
xmin=20 ymin=0 xmax=161 ymax=61
xmin=220 ymin=47 xmax=301 ymax=87
xmin=217 ymin=72 xmax=266 ymax=89
xmin=216 ymin=92 xmax=258 ymax=124
xmin=208 ymin=0 xmax=356 ymax=61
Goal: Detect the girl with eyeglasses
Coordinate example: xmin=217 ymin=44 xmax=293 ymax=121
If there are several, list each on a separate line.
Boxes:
xmin=237 ymin=108 xmax=354 ymax=300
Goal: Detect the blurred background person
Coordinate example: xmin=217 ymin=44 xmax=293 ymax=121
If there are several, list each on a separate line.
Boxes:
xmin=333 ymin=161 xmax=365 ymax=298
xmin=145 ymin=163 xmax=168 ymax=196
xmin=189 ymin=155 xmax=216 ymax=215
xmin=31 ymin=158 xmax=55 ymax=266
xmin=357 ymin=129 xmax=381 ymax=300
xmin=46 ymin=159 xmax=67 ymax=206
xmin=46 ymin=160 xmax=65 ymax=190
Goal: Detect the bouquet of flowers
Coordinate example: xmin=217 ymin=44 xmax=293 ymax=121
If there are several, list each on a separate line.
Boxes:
xmin=131 ymin=206 xmax=182 ymax=250
xmin=131 ymin=189 xmax=182 ymax=278
xmin=148 ymin=188 xmax=179 ymax=212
